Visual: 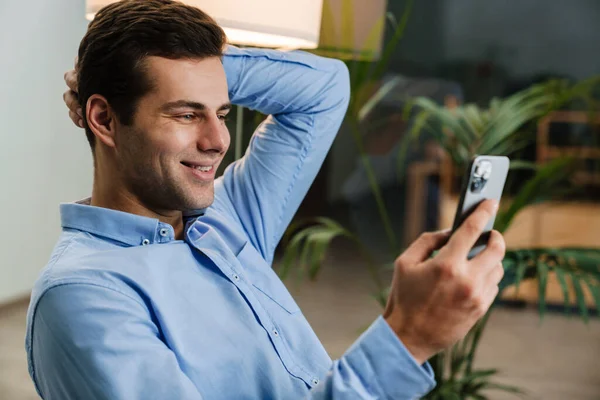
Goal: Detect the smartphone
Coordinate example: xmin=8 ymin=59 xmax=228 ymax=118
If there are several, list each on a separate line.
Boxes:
xmin=451 ymin=155 xmax=510 ymax=259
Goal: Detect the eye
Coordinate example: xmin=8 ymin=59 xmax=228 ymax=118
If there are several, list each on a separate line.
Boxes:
xmin=218 ymin=114 xmax=229 ymax=122
xmin=176 ymin=114 xmax=196 ymax=122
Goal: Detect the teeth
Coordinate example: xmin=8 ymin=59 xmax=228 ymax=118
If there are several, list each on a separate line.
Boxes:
xmin=195 ymin=165 xmax=212 ymax=172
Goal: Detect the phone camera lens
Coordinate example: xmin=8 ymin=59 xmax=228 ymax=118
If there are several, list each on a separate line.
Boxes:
xmin=470 ymin=160 xmax=492 ymax=193
xmin=471 ymin=177 xmax=485 ymax=193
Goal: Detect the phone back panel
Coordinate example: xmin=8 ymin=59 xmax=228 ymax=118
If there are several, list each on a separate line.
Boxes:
xmin=452 ymin=155 xmax=510 ymax=258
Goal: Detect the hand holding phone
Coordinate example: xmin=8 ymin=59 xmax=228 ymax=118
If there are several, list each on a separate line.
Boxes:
xmin=385 ymin=193 xmax=506 ymax=364
xmin=451 ymin=155 xmax=509 ymax=259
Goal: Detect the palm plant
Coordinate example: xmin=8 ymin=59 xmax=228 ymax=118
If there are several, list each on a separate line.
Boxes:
xmin=278 ymin=1 xmax=600 ymax=398
xmin=396 ymin=80 xmax=600 ymax=399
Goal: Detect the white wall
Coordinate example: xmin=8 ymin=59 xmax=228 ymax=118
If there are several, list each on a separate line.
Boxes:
xmin=442 ymin=0 xmax=600 ymax=80
xmin=0 ymin=1 xmax=92 ymax=303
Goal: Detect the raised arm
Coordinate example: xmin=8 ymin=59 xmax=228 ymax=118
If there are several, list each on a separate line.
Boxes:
xmin=213 ymin=46 xmax=350 ymax=263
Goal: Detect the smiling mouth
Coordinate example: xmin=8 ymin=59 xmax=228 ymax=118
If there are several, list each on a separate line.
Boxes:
xmin=181 ymin=161 xmax=215 ymax=172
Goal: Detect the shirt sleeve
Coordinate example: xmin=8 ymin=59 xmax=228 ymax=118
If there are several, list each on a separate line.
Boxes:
xmin=212 ymin=46 xmax=350 ymax=264
xmin=309 ymin=316 xmax=436 ymax=400
xmin=29 ymin=284 xmax=203 ymax=400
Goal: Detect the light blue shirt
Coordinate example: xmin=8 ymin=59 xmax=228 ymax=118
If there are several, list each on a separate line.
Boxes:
xmin=25 ymin=46 xmax=435 ymax=400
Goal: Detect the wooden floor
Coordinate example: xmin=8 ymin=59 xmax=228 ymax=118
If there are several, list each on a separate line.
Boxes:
xmin=2 ymin=242 xmax=599 ymax=399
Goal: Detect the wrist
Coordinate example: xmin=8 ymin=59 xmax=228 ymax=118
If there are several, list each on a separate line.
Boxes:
xmin=384 ymin=316 xmax=433 ymax=365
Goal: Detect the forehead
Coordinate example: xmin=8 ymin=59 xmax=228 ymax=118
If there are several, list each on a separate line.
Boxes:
xmin=142 ymin=56 xmax=228 ymax=108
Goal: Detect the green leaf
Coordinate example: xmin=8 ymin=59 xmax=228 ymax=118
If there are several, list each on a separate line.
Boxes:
xmin=278 ymin=219 xmax=355 ymax=281
xmin=467 ymin=394 xmax=489 ymax=400
xmin=553 ymin=268 xmax=572 ymax=314
xmin=465 ymin=310 xmax=492 ymax=374
xmin=490 ymin=132 xmax=535 ymax=157
xmin=313 ymin=216 xmax=354 ymax=236
xmin=297 ymin=234 xmax=314 ymax=282
xmin=435 ymin=351 xmax=446 ymax=382
xmin=466 ymin=381 xmax=488 ymax=396
xmin=494 ymin=157 xmax=574 ymax=233
xmin=319 ymin=0 xmax=336 ymax=47
xmin=340 ymin=0 xmax=354 ymax=51
xmin=452 ymin=106 xmax=480 ymax=145
xmin=359 ymin=13 xmax=386 ymax=62
xmin=411 ymin=97 xmax=476 ymax=150
xmin=484 ymin=382 xmax=527 ymax=396
xmin=357 ymin=75 xmax=404 ymax=122
xmin=582 ymin=275 xmax=600 ymax=315
xmin=278 ymin=244 xmax=297 ymax=280
xmin=369 ymin=0 xmax=413 ymax=84
xmin=463 ymin=104 xmax=485 ymax=133
xmin=348 ymin=0 xmax=413 ymax=113
xmin=562 ymin=249 xmax=600 ymax=272
xmin=370 ymin=286 xmax=390 ymax=308
xmin=347 ymin=120 xmax=399 ymax=256
xmin=537 ymin=261 xmax=549 ymax=320
xmin=306 ymin=230 xmax=340 ymax=280
xmin=571 ymin=273 xmax=590 ymax=323
xmin=478 ymin=94 xmax=553 ymax=154
xmin=513 ymin=253 xmax=528 ymax=294
xmin=445 ymin=392 xmax=461 ymax=400
xmin=278 ymin=226 xmax=315 ymax=280
xmin=508 ymin=160 xmax=538 ymax=171
xmin=395 ymin=108 xmax=430 ymax=179
xmin=385 ymin=11 xmax=398 ymax=31
xmin=449 ymin=343 xmax=465 ymax=379
xmin=482 ymin=381 xmax=527 ymax=396
xmin=457 ymin=369 xmax=498 ymax=385
xmin=504 ymin=247 xmax=600 ymax=323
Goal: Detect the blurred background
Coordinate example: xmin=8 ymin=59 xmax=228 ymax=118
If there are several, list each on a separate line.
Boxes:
xmin=1 ymin=0 xmax=599 ymax=399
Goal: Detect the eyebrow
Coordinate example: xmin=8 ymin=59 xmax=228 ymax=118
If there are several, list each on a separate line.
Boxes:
xmin=160 ymin=100 xmax=232 ymax=113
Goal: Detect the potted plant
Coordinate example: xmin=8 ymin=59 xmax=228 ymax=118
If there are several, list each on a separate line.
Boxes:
xmin=278 ymin=1 xmax=600 ymax=397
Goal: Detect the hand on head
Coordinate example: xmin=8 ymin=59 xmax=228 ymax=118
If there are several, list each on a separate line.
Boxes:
xmin=64 ymin=57 xmax=83 ymax=128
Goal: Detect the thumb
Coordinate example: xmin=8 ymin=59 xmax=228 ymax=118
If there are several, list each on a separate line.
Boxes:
xmin=401 ymin=229 xmax=451 ymax=266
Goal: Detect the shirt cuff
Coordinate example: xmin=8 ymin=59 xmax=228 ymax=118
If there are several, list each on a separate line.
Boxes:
xmin=344 ymin=315 xmax=436 ymax=399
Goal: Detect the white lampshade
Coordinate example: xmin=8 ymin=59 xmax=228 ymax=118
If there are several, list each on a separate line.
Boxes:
xmin=85 ymin=0 xmax=324 ymax=49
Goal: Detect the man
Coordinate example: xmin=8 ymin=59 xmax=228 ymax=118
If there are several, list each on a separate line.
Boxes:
xmin=27 ymin=1 xmax=505 ymax=399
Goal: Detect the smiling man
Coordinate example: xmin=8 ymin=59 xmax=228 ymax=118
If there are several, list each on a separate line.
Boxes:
xmin=26 ymin=0 xmax=506 ymax=399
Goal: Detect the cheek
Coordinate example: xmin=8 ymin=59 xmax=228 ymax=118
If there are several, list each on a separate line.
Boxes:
xmin=124 ymin=131 xmax=186 ymax=175
xmin=152 ymin=126 xmax=197 ymax=157
xmin=157 ymin=135 xmax=191 ymax=155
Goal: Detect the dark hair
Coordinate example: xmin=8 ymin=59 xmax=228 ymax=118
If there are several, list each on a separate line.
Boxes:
xmin=77 ymin=0 xmax=226 ymax=151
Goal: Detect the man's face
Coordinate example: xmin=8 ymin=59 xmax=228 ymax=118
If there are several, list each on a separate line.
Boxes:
xmin=116 ymin=56 xmax=231 ymax=213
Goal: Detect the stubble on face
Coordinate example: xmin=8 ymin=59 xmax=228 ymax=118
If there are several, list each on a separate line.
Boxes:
xmin=118 ymin=124 xmax=214 ymax=214
xmin=113 ymin=56 xmax=230 ymax=216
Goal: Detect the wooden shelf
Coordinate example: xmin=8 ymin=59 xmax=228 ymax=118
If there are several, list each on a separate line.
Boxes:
xmin=537 ymin=110 xmax=600 ymax=164
xmin=572 ymin=171 xmax=600 ymax=185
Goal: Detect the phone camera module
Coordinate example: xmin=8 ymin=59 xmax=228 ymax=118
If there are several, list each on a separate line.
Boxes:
xmin=470 ymin=160 xmax=492 ymax=194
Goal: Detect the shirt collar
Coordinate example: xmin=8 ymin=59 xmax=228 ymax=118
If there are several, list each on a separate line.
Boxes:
xmin=60 ymin=198 xmax=205 ymax=247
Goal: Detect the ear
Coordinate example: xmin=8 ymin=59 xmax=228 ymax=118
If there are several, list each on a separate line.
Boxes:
xmin=86 ymin=94 xmax=118 ymax=149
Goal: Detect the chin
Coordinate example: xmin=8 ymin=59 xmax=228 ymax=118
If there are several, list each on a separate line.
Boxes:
xmin=184 ymin=188 xmax=214 ymax=210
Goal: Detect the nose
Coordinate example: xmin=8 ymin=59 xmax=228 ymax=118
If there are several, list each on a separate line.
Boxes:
xmin=196 ymin=115 xmax=228 ymax=154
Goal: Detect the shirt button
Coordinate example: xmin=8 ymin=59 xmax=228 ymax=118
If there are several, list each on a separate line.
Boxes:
xmin=142 ymin=239 xmax=150 ymax=246
xmin=272 ymin=329 xmax=279 ymax=337
xmin=312 ymin=378 xmax=319 ymax=385
xmin=159 ymin=228 xmax=169 ymax=237
xmin=233 ymin=274 xmax=240 ymax=281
